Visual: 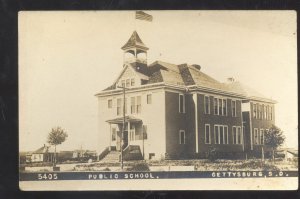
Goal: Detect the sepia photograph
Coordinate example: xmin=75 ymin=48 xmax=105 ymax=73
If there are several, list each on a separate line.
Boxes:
xmin=18 ymin=10 xmax=297 ymax=190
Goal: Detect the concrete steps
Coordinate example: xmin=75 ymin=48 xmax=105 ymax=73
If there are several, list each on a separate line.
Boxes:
xmin=101 ymin=151 xmax=120 ymax=163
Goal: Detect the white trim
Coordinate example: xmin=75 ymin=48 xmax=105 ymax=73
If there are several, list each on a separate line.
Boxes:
xmin=193 ymin=94 xmax=199 ymax=153
xmin=231 ymin=100 xmax=237 ymax=117
xmin=232 ymin=126 xmax=242 ymax=145
xmin=214 ymin=125 xmax=228 ymax=144
xmin=179 ymin=94 xmax=185 ymax=113
xmin=249 ymin=103 xmax=254 ymax=150
xmin=224 ymin=125 xmax=228 ymax=144
xmin=205 ymin=124 xmax=211 ymax=144
xmin=204 ymin=95 xmax=210 ymax=114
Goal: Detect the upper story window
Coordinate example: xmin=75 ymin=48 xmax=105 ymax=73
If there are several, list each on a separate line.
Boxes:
xmin=116 ymin=98 xmax=127 ymax=115
xmin=204 ymin=96 xmax=210 ymax=114
xmin=179 ymin=94 xmax=185 ymax=113
xmin=258 ymin=104 xmax=262 ymax=119
xmin=205 ymin=124 xmax=211 ymax=144
xmin=147 ymin=94 xmax=152 ymax=104
xmin=117 ymin=98 xmax=122 ymax=116
xmin=254 ymin=103 xmax=272 ymax=121
xmin=108 ymin=99 xmax=112 ymax=108
xmin=253 ymin=103 xmax=257 ymax=119
xmin=262 ymin=105 xmax=267 ymax=120
xmin=223 ymin=99 xmax=227 ymax=115
xmin=231 ymin=100 xmax=236 ymax=117
xmin=126 ymin=79 xmax=130 ymax=87
xmin=179 ymin=130 xmax=185 ymax=144
xmin=136 ymin=96 xmax=141 ymax=114
xmin=270 ymin=106 xmax=273 ymax=120
xmin=232 ymin=126 xmax=242 ymax=144
xmin=214 ymin=125 xmax=228 ymax=144
xmin=213 ymin=97 xmax=227 ymax=116
xmin=131 ymin=97 xmax=136 ymax=114
xmin=120 ymin=78 xmax=136 ymax=88
xmin=131 ymin=78 xmax=135 ymax=86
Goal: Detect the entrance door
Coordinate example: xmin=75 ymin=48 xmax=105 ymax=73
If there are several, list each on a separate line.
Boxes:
xmin=116 ymin=131 xmax=121 ymax=151
xmin=123 ymin=131 xmax=128 ymax=149
xmin=116 ymin=130 xmax=129 ymax=151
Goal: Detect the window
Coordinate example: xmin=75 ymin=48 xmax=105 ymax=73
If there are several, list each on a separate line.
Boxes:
xmin=130 ymin=126 xmax=135 ymax=141
xmin=179 ymin=94 xmax=185 ymax=113
xmin=224 ymin=126 xmax=228 ymax=144
xmin=214 ymin=97 xmax=227 ymax=116
xmin=179 ymin=130 xmax=185 ymax=144
xmin=126 ymin=79 xmax=130 ymax=87
xmin=214 ymin=125 xmax=228 ymax=144
xmin=108 ymin=99 xmax=112 ymax=108
xmin=112 ymin=128 xmax=116 ymax=141
xmin=142 ymin=125 xmax=148 ymax=139
xmin=258 ymin=104 xmax=261 ymax=119
xmin=121 ymin=80 xmax=125 ymax=87
xmin=204 ymin=96 xmax=210 ymax=114
xmin=214 ymin=98 xmax=218 ymax=115
xmin=218 ymin=99 xmax=222 ymax=115
xmin=263 ymin=105 xmax=267 ymax=120
xmin=253 ymin=104 xmax=257 ymax=119
xmin=131 ymin=97 xmax=136 ymax=114
xmin=260 ymin=129 xmax=264 ymax=145
xmin=117 ymin=98 xmax=122 ymax=116
xmin=233 ymin=126 xmax=242 ymax=144
xmin=254 ymin=128 xmax=259 ymax=145
xmin=214 ymin=126 xmax=219 ymax=144
xmin=205 ymin=124 xmax=211 ymax=144
xmin=223 ymin=99 xmax=227 ymax=115
xmin=270 ymin=106 xmax=273 ymax=120
xmin=136 ymin=96 xmax=141 ymax=114
xmin=131 ymin=78 xmax=135 ymax=86
xmin=147 ymin=94 xmax=152 ymax=104
xmin=232 ymin=100 xmax=236 ymax=117
xmin=266 ymin=105 xmax=269 ymax=120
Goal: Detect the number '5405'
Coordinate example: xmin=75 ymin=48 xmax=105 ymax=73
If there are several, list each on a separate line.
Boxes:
xmin=38 ymin=173 xmax=58 ymax=180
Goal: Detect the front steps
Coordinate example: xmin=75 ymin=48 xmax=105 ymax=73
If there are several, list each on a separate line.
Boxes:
xmin=100 ymin=151 xmax=120 ymax=163
xmin=99 ymin=145 xmax=143 ymax=162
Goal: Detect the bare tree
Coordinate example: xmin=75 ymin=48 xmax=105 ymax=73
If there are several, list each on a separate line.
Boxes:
xmin=47 ymin=127 xmax=68 ymax=166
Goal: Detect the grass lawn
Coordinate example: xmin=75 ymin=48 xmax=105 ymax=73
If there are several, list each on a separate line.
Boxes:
xmin=73 ymin=158 xmax=298 ymax=172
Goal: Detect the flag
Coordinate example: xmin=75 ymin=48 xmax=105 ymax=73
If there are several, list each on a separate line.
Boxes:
xmin=135 ymin=11 xmax=153 ymax=22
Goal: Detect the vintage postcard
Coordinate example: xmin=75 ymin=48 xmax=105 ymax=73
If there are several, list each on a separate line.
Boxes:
xmin=19 ymin=11 xmax=298 ymax=190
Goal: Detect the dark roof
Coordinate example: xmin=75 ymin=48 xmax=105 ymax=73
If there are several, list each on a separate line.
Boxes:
xmin=106 ymin=116 xmax=142 ymax=124
xmin=121 ymin=31 xmax=149 ymax=51
xmin=100 ymin=60 xmax=274 ymax=103
xmin=33 ymin=145 xmax=55 ymax=154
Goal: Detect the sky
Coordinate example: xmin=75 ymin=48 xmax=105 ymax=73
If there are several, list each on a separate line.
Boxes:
xmin=19 ymin=11 xmax=297 ymax=152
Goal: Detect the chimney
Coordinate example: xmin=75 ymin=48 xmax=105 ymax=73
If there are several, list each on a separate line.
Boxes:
xmin=192 ymin=64 xmax=201 ymax=70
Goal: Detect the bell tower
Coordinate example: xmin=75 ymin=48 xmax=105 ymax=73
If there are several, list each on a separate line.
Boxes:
xmin=121 ymin=31 xmax=149 ymax=65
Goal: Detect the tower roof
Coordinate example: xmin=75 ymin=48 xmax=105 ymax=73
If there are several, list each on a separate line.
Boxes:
xmin=121 ymin=31 xmax=149 ymax=51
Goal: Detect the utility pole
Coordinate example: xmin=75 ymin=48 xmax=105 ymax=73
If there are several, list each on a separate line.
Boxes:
xmin=117 ymin=86 xmax=126 ymax=171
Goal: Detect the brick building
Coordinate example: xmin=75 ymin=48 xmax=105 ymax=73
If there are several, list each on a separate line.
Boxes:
xmin=95 ymin=31 xmax=276 ymax=160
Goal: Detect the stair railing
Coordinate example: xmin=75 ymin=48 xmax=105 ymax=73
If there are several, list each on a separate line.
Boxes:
xmin=98 ymin=147 xmax=109 ymax=161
